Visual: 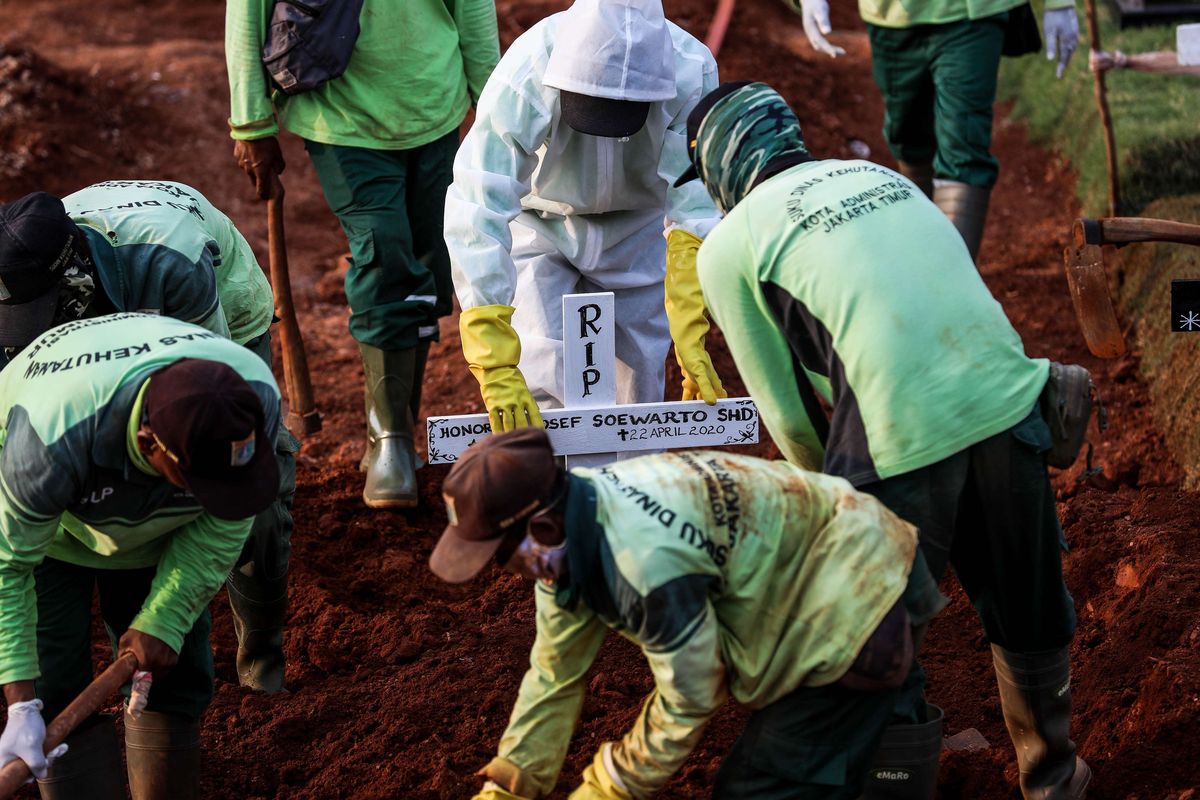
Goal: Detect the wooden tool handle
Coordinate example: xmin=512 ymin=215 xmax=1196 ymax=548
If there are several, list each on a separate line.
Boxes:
xmin=1074 ymin=217 xmax=1200 ymax=248
xmin=266 ymin=179 xmax=322 ymax=436
xmin=0 ymin=654 xmax=138 ymax=797
xmin=1084 ymin=0 xmax=1120 ymax=216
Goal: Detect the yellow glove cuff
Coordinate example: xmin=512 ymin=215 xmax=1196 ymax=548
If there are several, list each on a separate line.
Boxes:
xmin=460 ymin=304 xmax=522 ymax=377
xmin=568 ymin=744 xmax=633 ymax=800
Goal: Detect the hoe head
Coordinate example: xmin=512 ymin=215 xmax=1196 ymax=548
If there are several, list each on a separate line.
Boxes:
xmin=1063 ymin=241 xmax=1126 ymax=359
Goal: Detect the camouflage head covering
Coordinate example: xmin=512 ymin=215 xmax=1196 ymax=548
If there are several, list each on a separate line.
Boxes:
xmin=691 ymin=82 xmax=809 ymax=214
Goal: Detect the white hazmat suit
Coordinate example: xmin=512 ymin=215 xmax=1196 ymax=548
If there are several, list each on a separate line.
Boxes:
xmin=445 ymin=0 xmax=721 ymax=421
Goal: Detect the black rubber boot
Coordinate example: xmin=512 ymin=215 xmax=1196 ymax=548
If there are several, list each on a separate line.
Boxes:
xmin=124 ymin=710 xmax=201 ymax=800
xmin=37 ymin=717 xmax=124 ymax=800
xmin=859 ymin=704 xmax=943 ymax=799
xmin=933 ymin=180 xmax=991 ymax=261
xmin=358 ymin=344 xmax=419 ymax=508
xmin=992 ymin=645 xmax=1090 ymax=799
xmin=897 ymin=161 xmax=934 ymax=199
xmin=227 ymin=563 xmax=288 ymax=693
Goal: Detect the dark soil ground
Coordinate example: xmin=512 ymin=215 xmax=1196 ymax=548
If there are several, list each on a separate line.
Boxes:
xmin=2 ymin=0 xmax=1199 ymax=797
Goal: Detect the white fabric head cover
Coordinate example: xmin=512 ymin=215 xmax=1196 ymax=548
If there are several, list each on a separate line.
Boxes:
xmin=544 ymin=0 xmax=677 ymax=102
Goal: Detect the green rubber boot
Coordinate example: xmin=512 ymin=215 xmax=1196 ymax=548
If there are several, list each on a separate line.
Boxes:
xmin=37 ymin=717 xmax=124 ymax=800
xmin=359 ymin=344 xmax=419 ymax=508
xmin=993 ymin=645 xmax=1090 ymax=799
xmin=124 ymin=710 xmax=200 ymax=800
xmin=859 ymin=704 xmax=943 ymax=799
xmin=897 ymin=161 xmax=934 ymax=199
xmin=933 ymin=180 xmax=991 ymax=261
xmin=227 ymin=563 xmax=288 ymax=693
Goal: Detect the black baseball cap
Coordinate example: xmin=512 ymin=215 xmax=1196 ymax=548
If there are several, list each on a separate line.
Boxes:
xmin=559 ymin=90 xmax=651 ymax=138
xmin=0 ymin=193 xmax=83 ymax=349
xmin=145 ymin=359 xmax=279 ymax=521
xmin=673 ymin=80 xmax=754 ymax=188
xmin=429 ymin=428 xmax=561 ymax=584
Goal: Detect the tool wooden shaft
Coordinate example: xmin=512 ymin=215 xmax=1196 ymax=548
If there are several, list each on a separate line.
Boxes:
xmin=1074 ymin=217 xmax=1200 ymax=248
xmin=0 ymin=654 xmax=138 ymax=797
xmin=267 ymin=179 xmax=322 ymax=435
xmin=1084 ymin=0 xmax=1120 ymax=215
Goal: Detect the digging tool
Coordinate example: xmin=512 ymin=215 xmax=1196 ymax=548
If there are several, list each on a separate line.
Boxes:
xmin=1084 ymin=0 xmax=1120 ymax=216
xmin=705 ymin=0 xmax=737 ymax=56
xmin=267 ymin=176 xmax=322 ymax=435
xmin=0 ymin=654 xmax=138 ymax=798
xmin=1064 ymin=217 xmax=1200 ymax=358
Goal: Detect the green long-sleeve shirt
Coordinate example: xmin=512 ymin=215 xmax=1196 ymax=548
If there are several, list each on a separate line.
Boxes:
xmin=491 ymin=454 xmax=919 ymax=797
xmin=225 ymin=0 xmax=499 ymax=148
xmin=697 ymin=158 xmax=1049 ymax=483
xmin=0 ymin=313 xmax=280 ymax=684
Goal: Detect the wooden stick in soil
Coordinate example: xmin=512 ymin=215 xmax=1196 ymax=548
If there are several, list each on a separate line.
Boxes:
xmin=705 ymin=0 xmax=737 ymax=57
xmin=0 ymin=653 xmax=138 ymax=798
xmin=267 ymin=177 xmax=322 ymax=435
xmin=1084 ymin=0 xmax=1120 ymax=216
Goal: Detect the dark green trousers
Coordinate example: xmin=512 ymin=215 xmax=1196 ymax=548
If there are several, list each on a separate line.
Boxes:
xmin=242 ymin=329 xmax=297 ymax=581
xmin=867 ymin=13 xmax=1008 ymax=188
xmin=305 ymin=131 xmax=458 ymax=350
xmin=34 ymin=558 xmax=215 ymax=721
xmin=860 ymin=405 xmax=1078 ymax=721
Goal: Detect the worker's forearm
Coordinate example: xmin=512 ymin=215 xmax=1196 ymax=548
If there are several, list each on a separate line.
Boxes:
xmin=3 ymin=680 xmax=34 ymax=704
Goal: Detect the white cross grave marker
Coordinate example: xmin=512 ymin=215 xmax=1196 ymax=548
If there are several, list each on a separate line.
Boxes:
xmin=426 ymin=292 xmax=760 ymax=465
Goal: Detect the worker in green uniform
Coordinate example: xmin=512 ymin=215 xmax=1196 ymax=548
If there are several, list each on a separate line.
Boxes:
xmin=0 ymin=312 xmax=280 ymax=800
xmin=0 ymin=184 xmax=296 ymax=696
xmin=225 ymin=0 xmax=500 ymax=508
xmin=783 ymin=0 xmax=1079 ymax=259
xmin=429 ymin=428 xmax=946 ymax=800
xmin=677 ymin=81 xmax=1090 ymax=798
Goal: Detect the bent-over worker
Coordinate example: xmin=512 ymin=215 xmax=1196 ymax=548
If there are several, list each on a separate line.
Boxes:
xmin=430 ymin=428 xmax=945 ymax=799
xmin=0 ymin=184 xmax=296 ymax=695
xmin=678 ymin=81 xmax=1089 ymax=798
xmin=445 ymin=0 xmax=725 ymax=434
xmin=0 ymin=313 xmax=280 ymax=800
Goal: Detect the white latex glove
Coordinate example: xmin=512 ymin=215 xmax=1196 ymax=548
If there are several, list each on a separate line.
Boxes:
xmin=0 ymin=699 xmax=67 ymax=780
xmin=1044 ymin=7 xmax=1080 ymax=78
xmin=799 ymin=0 xmax=845 ymax=57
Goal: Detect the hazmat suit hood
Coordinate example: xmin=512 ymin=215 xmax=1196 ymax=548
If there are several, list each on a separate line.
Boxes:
xmin=687 ymin=82 xmax=811 ymax=214
xmin=544 ymin=0 xmax=677 ymax=102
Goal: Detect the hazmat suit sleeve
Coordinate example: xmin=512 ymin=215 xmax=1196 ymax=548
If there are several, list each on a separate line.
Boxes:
xmin=696 ymin=216 xmax=826 ymax=470
xmin=225 ymin=0 xmax=279 ymax=140
xmin=0 ymin=423 xmax=83 ymax=684
xmin=659 ymin=46 xmax=722 ymax=241
xmin=489 ymin=582 xmax=608 ymax=798
xmin=445 ymin=67 xmax=555 ymax=310
xmin=585 ymin=599 xmax=727 ymax=797
xmin=454 ymin=0 xmax=501 ymax=105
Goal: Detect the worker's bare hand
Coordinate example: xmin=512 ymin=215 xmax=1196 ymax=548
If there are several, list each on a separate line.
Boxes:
xmin=233 ymin=136 xmax=286 ymax=201
xmin=118 ymin=629 xmax=178 ymax=674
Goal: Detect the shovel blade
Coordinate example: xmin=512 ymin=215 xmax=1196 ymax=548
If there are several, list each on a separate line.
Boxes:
xmin=1064 ymin=244 xmax=1126 ymax=358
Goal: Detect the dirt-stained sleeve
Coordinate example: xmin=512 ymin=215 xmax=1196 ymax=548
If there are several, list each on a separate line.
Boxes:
xmin=225 ymin=0 xmax=278 ymax=140
xmin=455 ymin=0 xmax=500 ymax=105
xmin=492 ymin=582 xmax=607 ymax=797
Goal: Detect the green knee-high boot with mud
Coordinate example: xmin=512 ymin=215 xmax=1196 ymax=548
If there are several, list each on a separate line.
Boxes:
xmin=359 ymin=344 xmax=419 ymax=508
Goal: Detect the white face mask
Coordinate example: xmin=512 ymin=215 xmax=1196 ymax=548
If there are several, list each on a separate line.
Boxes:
xmin=509 ymin=533 xmax=568 ymax=583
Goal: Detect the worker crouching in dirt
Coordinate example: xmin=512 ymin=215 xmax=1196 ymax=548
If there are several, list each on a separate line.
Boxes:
xmin=0 ymin=313 xmax=280 ymax=800
xmin=445 ymin=0 xmax=726 ymax=435
xmin=430 ymin=428 xmax=946 ymax=799
xmin=677 ymin=81 xmax=1089 ymax=798
xmin=0 ymin=185 xmax=296 ymax=695
xmin=226 ymin=0 xmax=500 ymax=509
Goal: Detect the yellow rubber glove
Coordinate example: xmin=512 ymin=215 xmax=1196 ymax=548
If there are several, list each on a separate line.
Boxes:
xmin=568 ymin=745 xmax=634 ymax=800
xmin=460 ymin=305 xmax=544 ymax=433
xmin=665 ymin=230 xmax=727 ymax=405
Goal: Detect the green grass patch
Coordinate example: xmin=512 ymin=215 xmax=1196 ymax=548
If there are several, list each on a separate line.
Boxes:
xmin=998 ymin=2 xmax=1200 ymax=214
